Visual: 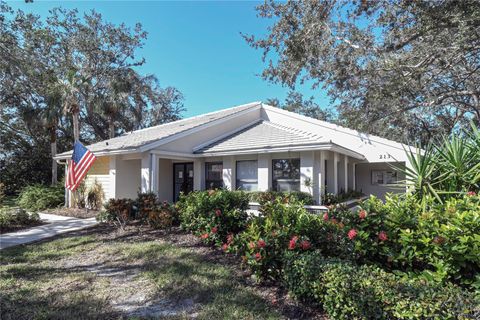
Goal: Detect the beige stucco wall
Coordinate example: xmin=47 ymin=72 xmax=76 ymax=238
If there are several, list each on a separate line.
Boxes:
xmin=116 ymin=158 xmax=141 ymax=199
xmin=158 ymin=158 xmax=173 ymax=202
xmin=355 ymin=162 xmax=405 ymax=199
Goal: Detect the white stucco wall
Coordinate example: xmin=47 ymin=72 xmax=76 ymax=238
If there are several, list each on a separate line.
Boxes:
xmin=355 ymin=162 xmax=405 ymax=199
xmin=116 ymin=158 xmax=141 ymax=199
xmin=157 ymin=158 xmax=173 ymax=202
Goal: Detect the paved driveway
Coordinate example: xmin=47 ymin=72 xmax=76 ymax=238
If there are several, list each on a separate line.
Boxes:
xmin=0 ymin=213 xmax=98 ymax=250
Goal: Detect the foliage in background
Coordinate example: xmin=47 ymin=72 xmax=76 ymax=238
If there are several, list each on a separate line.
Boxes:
xmin=17 ymin=184 xmax=64 ymax=212
xmin=0 ymin=183 xmax=4 ymax=205
xmin=0 ymin=207 xmax=40 ymax=233
xmin=245 ymin=0 xmax=480 ymax=144
xmin=322 ymin=189 xmax=364 ymax=206
xmin=0 ymin=3 xmax=185 ymax=194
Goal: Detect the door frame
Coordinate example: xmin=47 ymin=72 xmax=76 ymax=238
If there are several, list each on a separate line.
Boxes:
xmin=172 ymin=162 xmax=194 ymax=202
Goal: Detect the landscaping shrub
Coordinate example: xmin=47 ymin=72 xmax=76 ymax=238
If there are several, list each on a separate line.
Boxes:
xmin=283 ymin=251 xmax=478 ymax=320
xmin=248 ymin=190 xmax=315 ymax=205
xmin=86 ymin=179 xmax=104 ymax=210
xmin=17 ymin=184 xmax=64 ymax=211
xmin=146 ymin=201 xmax=179 ymax=229
xmin=0 ymin=182 xmax=5 ymax=205
xmin=97 ymin=198 xmax=134 ymax=230
xmin=322 ymin=189 xmax=364 ymax=206
xmin=135 ymin=192 xmax=158 ymax=221
xmin=176 ymin=189 xmax=249 ymax=246
xmin=0 ymin=207 xmax=40 ymax=232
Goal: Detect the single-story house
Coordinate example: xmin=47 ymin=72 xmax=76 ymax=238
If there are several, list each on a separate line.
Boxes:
xmin=55 ymin=102 xmax=411 ymax=205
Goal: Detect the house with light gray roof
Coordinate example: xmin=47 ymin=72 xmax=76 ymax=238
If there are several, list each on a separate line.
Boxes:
xmin=55 ymin=102 xmax=411 ymax=204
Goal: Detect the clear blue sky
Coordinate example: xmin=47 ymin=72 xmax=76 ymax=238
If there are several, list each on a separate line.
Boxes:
xmin=9 ymin=0 xmax=330 ymax=117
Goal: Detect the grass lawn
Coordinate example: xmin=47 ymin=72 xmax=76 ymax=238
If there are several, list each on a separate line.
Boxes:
xmin=0 ymin=224 xmax=321 ymax=319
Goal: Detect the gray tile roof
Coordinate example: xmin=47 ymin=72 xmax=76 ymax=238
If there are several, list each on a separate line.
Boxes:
xmin=194 ymin=120 xmax=327 ymax=154
xmin=55 ymin=102 xmax=261 ymax=158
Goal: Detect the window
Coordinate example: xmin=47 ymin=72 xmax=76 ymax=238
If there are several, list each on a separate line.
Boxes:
xmin=205 ymin=162 xmax=223 ymax=189
xmin=371 ymin=170 xmax=398 ymax=185
xmin=272 ymin=159 xmax=300 ymax=192
xmin=236 ymin=160 xmax=258 ymax=191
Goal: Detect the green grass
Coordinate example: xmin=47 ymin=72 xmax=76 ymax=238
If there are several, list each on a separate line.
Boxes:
xmin=0 ymin=227 xmax=283 ymax=319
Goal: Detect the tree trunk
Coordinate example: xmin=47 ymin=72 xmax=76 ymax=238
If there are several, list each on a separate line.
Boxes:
xmin=50 ymin=126 xmax=57 ymax=185
xmin=109 ymin=117 xmax=115 ymax=138
xmin=72 ymin=108 xmax=80 ymax=142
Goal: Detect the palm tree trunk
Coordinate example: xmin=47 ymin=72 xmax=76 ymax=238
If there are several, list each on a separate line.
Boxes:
xmin=109 ymin=117 xmax=115 ymax=138
xmin=72 ymin=106 xmax=80 ymax=142
xmin=50 ymin=126 xmax=57 ymax=185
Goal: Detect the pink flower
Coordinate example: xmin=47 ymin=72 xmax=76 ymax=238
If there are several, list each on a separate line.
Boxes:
xmin=215 ymin=209 xmax=222 ymax=217
xmin=323 ymin=213 xmax=329 ymax=221
xmin=200 ymin=233 xmax=209 ymax=239
xmin=467 ymin=191 xmax=476 ymax=196
xmin=378 ymin=231 xmax=388 ymax=241
xmin=347 ymin=229 xmax=358 ymax=240
xmin=211 ymin=226 xmax=218 ymax=234
xmin=358 ymin=210 xmax=367 ymax=220
xmin=248 ymin=241 xmax=256 ymax=250
xmin=254 ymin=252 xmax=262 ymax=261
xmin=288 ymin=236 xmax=298 ymax=250
xmin=257 ymin=239 xmax=266 ymax=248
xmin=300 ymin=240 xmax=311 ymax=250
xmin=221 ymin=243 xmax=229 ymax=251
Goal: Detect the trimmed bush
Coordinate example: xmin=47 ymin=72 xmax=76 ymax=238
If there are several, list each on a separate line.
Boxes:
xmin=283 ymin=251 xmax=478 ymax=320
xmin=0 ymin=207 xmax=40 ymax=232
xmin=97 ymin=198 xmax=134 ymax=229
xmin=248 ymin=190 xmax=315 ymax=205
xmin=146 ymin=201 xmax=179 ymax=229
xmin=17 ymin=184 xmax=64 ymax=211
xmin=176 ymin=189 xmax=249 ymax=246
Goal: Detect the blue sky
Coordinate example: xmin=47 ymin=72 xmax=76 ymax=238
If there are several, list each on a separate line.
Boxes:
xmin=9 ymin=1 xmax=330 ymax=117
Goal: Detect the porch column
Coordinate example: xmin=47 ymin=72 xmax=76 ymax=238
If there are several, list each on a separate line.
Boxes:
xmin=318 ymin=151 xmax=325 ymax=204
xmin=222 ymin=156 xmax=234 ymax=190
xmin=352 ymin=163 xmax=356 ymax=190
xmin=258 ymin=154 xmax=270 ymax=191
xmin=344 ymin=156 xmax=348 ymax=192
xmin=333 ymin=152 xmax=339 ymax=195
xmin=300 ymin=151 xmax=314 ymax=195
xmin=151 ymin=154 xmax=159 ymax=195
xmin=108 ymin=156 xmax=117 ymax=199
xmin=141 ymin=153 xmax=152 ymax=193
xmin=193 ymin=158 xmax=204 ymax=191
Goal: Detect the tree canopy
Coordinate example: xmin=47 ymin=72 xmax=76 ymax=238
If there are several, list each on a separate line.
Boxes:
xmin=0 ymin=3 xmax=185 ymax=193
xmin=245 ymin=0 xmax=480 ymax=144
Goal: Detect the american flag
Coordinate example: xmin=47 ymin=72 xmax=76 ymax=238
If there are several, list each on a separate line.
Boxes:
xmin=65 ymin=141 xmax=96 ymax=191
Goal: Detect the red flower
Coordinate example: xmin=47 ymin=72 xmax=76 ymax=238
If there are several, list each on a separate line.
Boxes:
xmin=358 ymin=209 xmax=367 ymax=220
xmin=288 ymin=236 xmax=298 ymax=250
xmin=257 ymin=239 xmax=266 ymax=248
xmin=467 ymin=191 xmax=476 ymax=196
xmin=248 ymin=241 xmax=256 ymax=250
xmin=323 ymin=213 xmax=329 ymax=221
xmin=226 ymin=233 xmax=234 ymax=244
xmin=254 ymin=252 xmax=262 ymax=261
xmin=347 ymin=229 xmax=358 ymax=240
xmin=378 ymin=231 xmax=388 ymax=241
xmin=222 ymin=243 xmax=229 ymax=251
xmin=215 ymin=209 xmax=222 ymax=217
xmin=300 ymin=240 xmax=311 ymax=250
xmin=200 ymin=233 xmax=209 ymax=239
xmin=211 ymin=226 xmax=218 ymax=234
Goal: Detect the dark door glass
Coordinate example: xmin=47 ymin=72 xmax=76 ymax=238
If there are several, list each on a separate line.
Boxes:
xmin=174 ymin=163 xmax=194 ymax=202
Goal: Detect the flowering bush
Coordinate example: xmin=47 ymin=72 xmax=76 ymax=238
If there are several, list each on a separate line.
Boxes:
xmin=176 ymin=190 xmax=249 ymax=246
xmin=247 ymin=190 xmax=315 ymax=205
xmin=283 ymin=251 xmax=478 ymax=320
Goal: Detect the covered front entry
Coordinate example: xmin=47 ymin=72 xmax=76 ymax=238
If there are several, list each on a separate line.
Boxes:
xmin=173 ymin=162 xmax=194 ymax=202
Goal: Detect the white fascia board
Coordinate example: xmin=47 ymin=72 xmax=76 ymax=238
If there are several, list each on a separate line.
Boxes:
xmin=53 ymin=148 xmax=139 ymax=161
xmin=192 ymin=119 xmax=262 ymax=152
xmin=150 ymin=149 xmax=199 ymax=160
xmin=198 ymin=143 xmax=365 ymax=160
xmin=138 ymin=102 xmax=262 ymax=153
xmin=261 ymin=103 xmax=415 ymax=152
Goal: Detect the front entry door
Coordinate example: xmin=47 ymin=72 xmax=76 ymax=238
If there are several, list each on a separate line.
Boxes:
xmin=173 ymin=163 xmax=194 ymax=202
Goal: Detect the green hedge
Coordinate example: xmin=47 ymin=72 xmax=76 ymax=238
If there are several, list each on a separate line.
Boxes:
xmin=247 ymin=190 xmax=315 ymax=205
xmin=283 ymin=251 xmax=478 ymax=319
xmin=17 ymin=184 xmax=64 ymax=212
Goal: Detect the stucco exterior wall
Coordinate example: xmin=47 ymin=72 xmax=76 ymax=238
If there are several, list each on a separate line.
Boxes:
xmin=158 ymin=158 xmax=173 ymax=202
xmin=116 ymin=158 xmax=141 ymax=199
xmin=355 ymin=162 xmax=405 ymax=199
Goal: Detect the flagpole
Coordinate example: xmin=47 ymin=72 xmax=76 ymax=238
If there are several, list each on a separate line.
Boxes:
xmin=72 ymin=103 xmax=80 ymax=208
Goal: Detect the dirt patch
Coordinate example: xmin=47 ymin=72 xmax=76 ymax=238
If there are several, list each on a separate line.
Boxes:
xmin=45 ymin=207 xmax=99 ymax=219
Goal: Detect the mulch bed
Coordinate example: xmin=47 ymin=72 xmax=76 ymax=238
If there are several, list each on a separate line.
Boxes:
xmin=44 ymin=207 xmax=99 ymax=219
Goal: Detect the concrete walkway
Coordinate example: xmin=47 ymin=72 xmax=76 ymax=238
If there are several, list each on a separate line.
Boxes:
xmin=0 ymin=213 xmax=98 ymax=250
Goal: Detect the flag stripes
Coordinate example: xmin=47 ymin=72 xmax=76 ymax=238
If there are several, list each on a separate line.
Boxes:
xmin=65 ymin=141 xmax=96 ymax=191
